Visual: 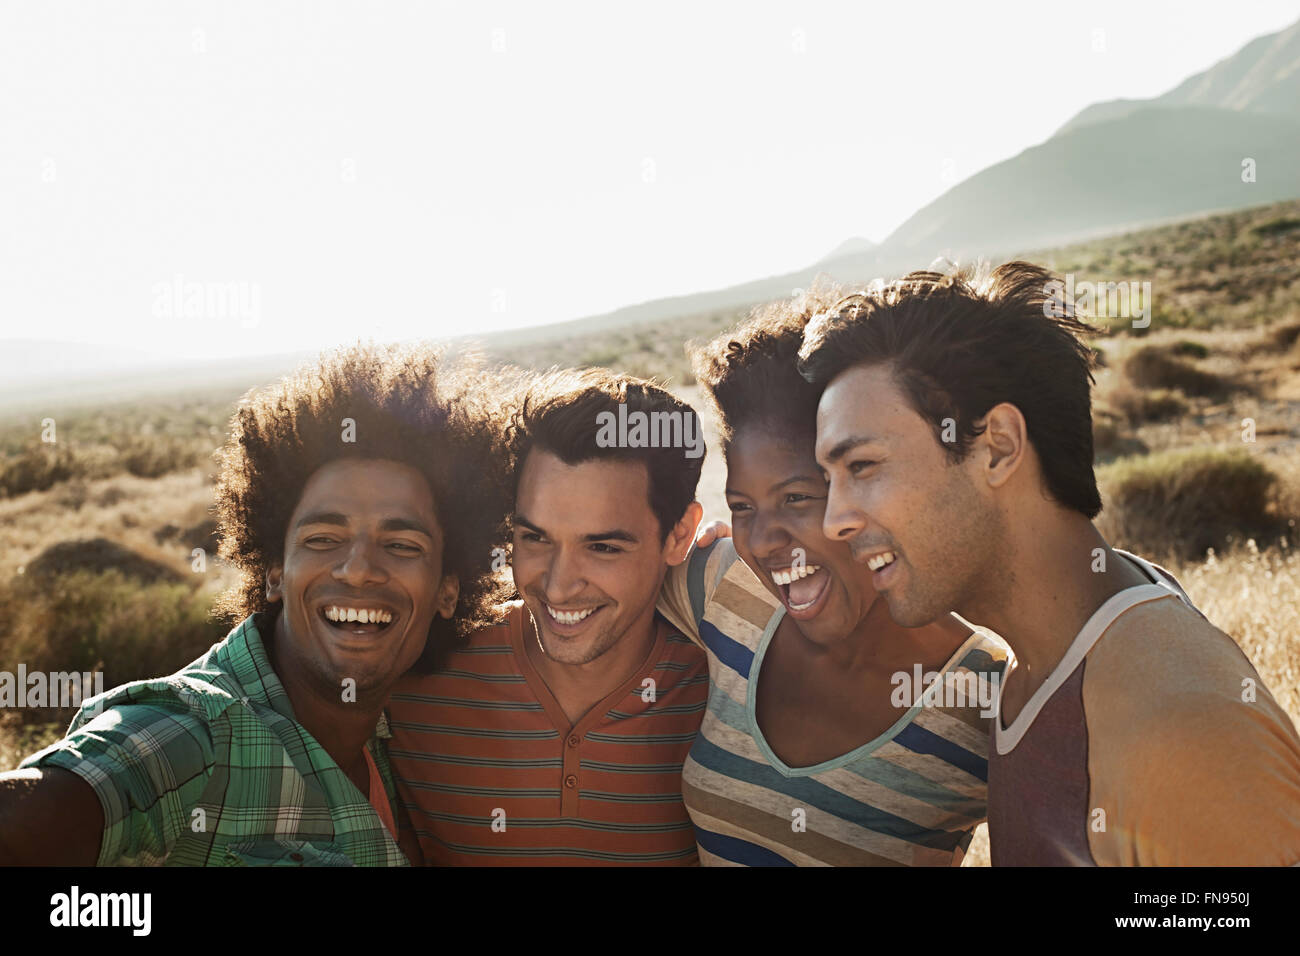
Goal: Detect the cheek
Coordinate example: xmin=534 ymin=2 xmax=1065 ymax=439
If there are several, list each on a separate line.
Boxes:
xmin=509 ymin=549 xmax=540 ymax=587
xmin=731 ymin=524 xmax=757 ymax=568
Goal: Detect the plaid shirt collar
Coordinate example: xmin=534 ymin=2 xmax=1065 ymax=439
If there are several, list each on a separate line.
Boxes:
xmin=221 ymin=613 xmax=392 ymax=740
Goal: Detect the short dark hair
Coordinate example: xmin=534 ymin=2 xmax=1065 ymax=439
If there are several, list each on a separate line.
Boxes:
xmin=797 ymin=261 xmax=1102 ymax=519
xmin=213 ymin=343 xmax=513 ymax=672
xmin=691 ymin=285 xmax=845 ymax=457
xmin=506 ymin=368 xmax=705 ymax=539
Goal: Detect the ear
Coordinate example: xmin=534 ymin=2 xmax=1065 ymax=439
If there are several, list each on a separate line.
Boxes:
xmin=976 ymin=402 xmax=1028 ymax=490
xmin=265 ymin=565 xmax=285 ymax=604
xmin=664 ymin=501 xmax=704 ymax=567
xmin=435 ymin=573 xmax=460 ymax=620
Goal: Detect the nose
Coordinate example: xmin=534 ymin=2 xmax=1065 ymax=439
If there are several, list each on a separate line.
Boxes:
xmin=332 ymin=536 xmax=388 ymax=588
xmin=822 ymin=474 xmax=867 ymax=544
xmin=750 ymin=509 xmax=793 ymax=564
xmin=542 ymin=546 xmax=587 ymax=603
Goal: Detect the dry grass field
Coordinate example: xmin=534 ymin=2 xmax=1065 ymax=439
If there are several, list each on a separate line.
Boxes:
xmin=3 ymin=200 xmax=1299 ymax=868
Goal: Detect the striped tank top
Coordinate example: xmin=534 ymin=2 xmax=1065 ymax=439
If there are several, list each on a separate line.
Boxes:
xmin=657 ymin=540 xmax=1009 ymax=866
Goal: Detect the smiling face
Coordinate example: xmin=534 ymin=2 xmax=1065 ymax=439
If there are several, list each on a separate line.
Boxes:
xmin=512 ymin=449 xmax=696 ymax=666
xmin=725 ymin=425 xmax=880 ymax=645
xmin=815 ymin=363 xmax=1000 ymax=628
xmin=266 ymin=458 xmax=458 ymax=700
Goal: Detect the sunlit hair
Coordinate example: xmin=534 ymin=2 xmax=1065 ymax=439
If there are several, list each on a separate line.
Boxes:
xmin=505 ymin=367 xmax=705 ymax=540
xmin=798 ymin=261 xmax=1102 ymax=518
xmin=213 ymin=342 xmax=513 ymax=672
xmin=690 ymin=280 xmax=847 ymax=458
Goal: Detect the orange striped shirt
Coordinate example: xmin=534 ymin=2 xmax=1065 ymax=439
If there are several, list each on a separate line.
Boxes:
xmin=387 ymin=601 xmax=709 ymax=865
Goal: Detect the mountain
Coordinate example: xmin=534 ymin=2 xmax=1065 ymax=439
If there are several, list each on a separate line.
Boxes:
xmin=875 ymin=106 xmax=1300 ymax=261
xmin=1057 ymin=18 xmax=1300 ymax=136
xmin=816 ymin=237 xmax=877 ymax=264
xmin=531 ymin=15 xmax=1300 ymax=340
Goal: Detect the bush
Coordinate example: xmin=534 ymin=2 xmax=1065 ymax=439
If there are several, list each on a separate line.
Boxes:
xmin=1123 ymin=345 xmax=1228 ymax=397
xmin=1106 ymin=385 xmax=1188 ymax=424
xmin=1269 ymin=321 xmax=1300 ymax=352
xmin=1171 ymin=339 xmax=1209 ymax=360
xmin=0 ymin=568 xmax=227 ymax=727
xmin=0 ymin=445 xmax=117 ymax=498
xmin=117 ymin=436 xmax=203 ymax=479
xmin=1097 ymin=449 xmax=1279 ymax=560
xmin=1252 ymin=216 xmax=1300 ymax=238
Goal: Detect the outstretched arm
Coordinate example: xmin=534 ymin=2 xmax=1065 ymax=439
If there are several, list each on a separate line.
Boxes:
xmin=0 ymin=767 xmax=104 ymax=866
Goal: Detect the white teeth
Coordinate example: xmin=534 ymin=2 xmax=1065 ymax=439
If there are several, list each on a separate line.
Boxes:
xmin=769 ymin=565 xmax=821 ymax=587
xmin=866 ymin=551 xmax=897 ymax=572
xmin=325 ymin=607 xmax=393 ymax=625
xmin=546 ymin=605 xmax=597 ymax=625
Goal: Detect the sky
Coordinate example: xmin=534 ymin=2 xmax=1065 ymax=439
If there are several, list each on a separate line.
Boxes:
xmin=2 ymin=0 xmax=1299 ymax=364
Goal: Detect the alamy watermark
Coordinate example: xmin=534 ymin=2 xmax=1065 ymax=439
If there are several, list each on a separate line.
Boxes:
xmin=595 ymin=403 xmax=704 ymax=459
xmin=0 ymin=666 xmax=104 ymax=709
xmin=151 ymin=274 xmax=261 ymax=328
xmin=891 ymin=663 xmax=1000 ymax=719
xmin=1044 ymin=273 xmax=1151 ymax=329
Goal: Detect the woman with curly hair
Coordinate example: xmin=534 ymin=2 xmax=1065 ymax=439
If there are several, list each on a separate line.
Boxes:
xmin=0 ymin=343 xmax=512 ymax=866
xmin=656 ymin=288 xmax=1009 ymax=866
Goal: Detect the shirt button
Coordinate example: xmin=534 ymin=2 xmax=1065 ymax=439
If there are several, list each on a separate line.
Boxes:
xmin=567 ymin=735 xmax=580 ymax=748
xmin=564 ymin=774 xmax=578 ymax=789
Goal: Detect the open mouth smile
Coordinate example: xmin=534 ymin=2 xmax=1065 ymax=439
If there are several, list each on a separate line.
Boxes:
xmin=767 ymin=563 xmax=831 ymax=617
xmin=542 ymin=602 xmax=607 ymax=631
xmin=319 ymin=604 xmax=397 ymax=636
xmin=865 ymin=551 xmax=897 ymax=572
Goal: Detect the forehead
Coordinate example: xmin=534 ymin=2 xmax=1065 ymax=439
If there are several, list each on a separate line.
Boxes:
xmin=292 ymin=458 xmax=438 ymax=521
xmin=815 ymin=364 xmax=918 ymax=456
xmin=517 ymin=449 xmax=657 ymax=533
xmin=727 ymin=425 xmax=819 ymax=485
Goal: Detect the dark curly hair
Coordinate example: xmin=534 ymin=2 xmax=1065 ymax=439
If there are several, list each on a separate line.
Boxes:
xmin=690 ymin=281 xmax=847 ymax=458
xmin=212 ymin=342 xmax=513 ymax=672
xmin=797 ymin=261 xmax=1102 ymax=518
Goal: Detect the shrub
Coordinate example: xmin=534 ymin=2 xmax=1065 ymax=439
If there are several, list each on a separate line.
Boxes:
xmin=0 ymin=568 xmax=227 ymax=727
xmin=1106 ymin=385 xmax=1188 ymax=424
xmin=1171 ymin=339 xmax=1209 ymax=360
xmin=1123 ymin=345 xmax=1228 ymax=397
xmin=0 ymin=445 xmax=116 ymax=498
xmin=1097 ymin=449 xmax=1279 ymax=560
xmin=1252 ymin=216 xmax=1300 ymax=238
xmin=1269 ymin=321 xmax=1300 ymax=352
xmin=24 ymin=538 xmax=184 ymax=586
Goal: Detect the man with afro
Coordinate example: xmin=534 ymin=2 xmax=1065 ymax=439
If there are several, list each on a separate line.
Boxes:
xmin=0 ymin=343 xmax=511 ymax=866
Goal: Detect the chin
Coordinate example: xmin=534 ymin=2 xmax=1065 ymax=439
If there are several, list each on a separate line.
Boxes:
xmin=884 ymin=595 xmax=941 ymax=629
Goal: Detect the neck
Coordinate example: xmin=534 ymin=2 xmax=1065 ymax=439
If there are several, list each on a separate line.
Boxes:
xmin=816 ymin=594 xmax=894 ymax=671
xmin=266 ymin=615 xmax=386 ymax=785
xmin=959 ymin=508 xmax=1148 ymax=692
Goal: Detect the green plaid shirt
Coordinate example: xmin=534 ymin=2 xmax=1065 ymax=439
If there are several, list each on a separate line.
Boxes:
xmin=20 ymin=614 xmax=409 ymax=867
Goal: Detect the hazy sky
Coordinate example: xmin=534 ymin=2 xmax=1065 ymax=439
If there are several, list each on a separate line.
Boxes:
xmin=3 ymin=0 xmax=1299 ymax=362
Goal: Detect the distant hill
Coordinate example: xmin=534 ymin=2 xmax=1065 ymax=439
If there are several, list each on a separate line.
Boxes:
xmin=508 ymin=16 xmax=1300 ymax=344
xmin=872 ymin=106 xmax=1300 ymax=261
xmin=1056 ymin=18 xmax=1300 ymax=135
xmin=816 ymin=237 xmax=877 ymax=264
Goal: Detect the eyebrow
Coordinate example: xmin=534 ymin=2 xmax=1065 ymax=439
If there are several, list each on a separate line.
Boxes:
xmin=294 ymin=511 xmax=435 ymax=539
xmin=822 ymin=435 xmax=880 ymax=464
xmin=513 ymin=513 xmax=639 ymax=544
xmin=724 ymin=474 xmax=824 ymax=498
